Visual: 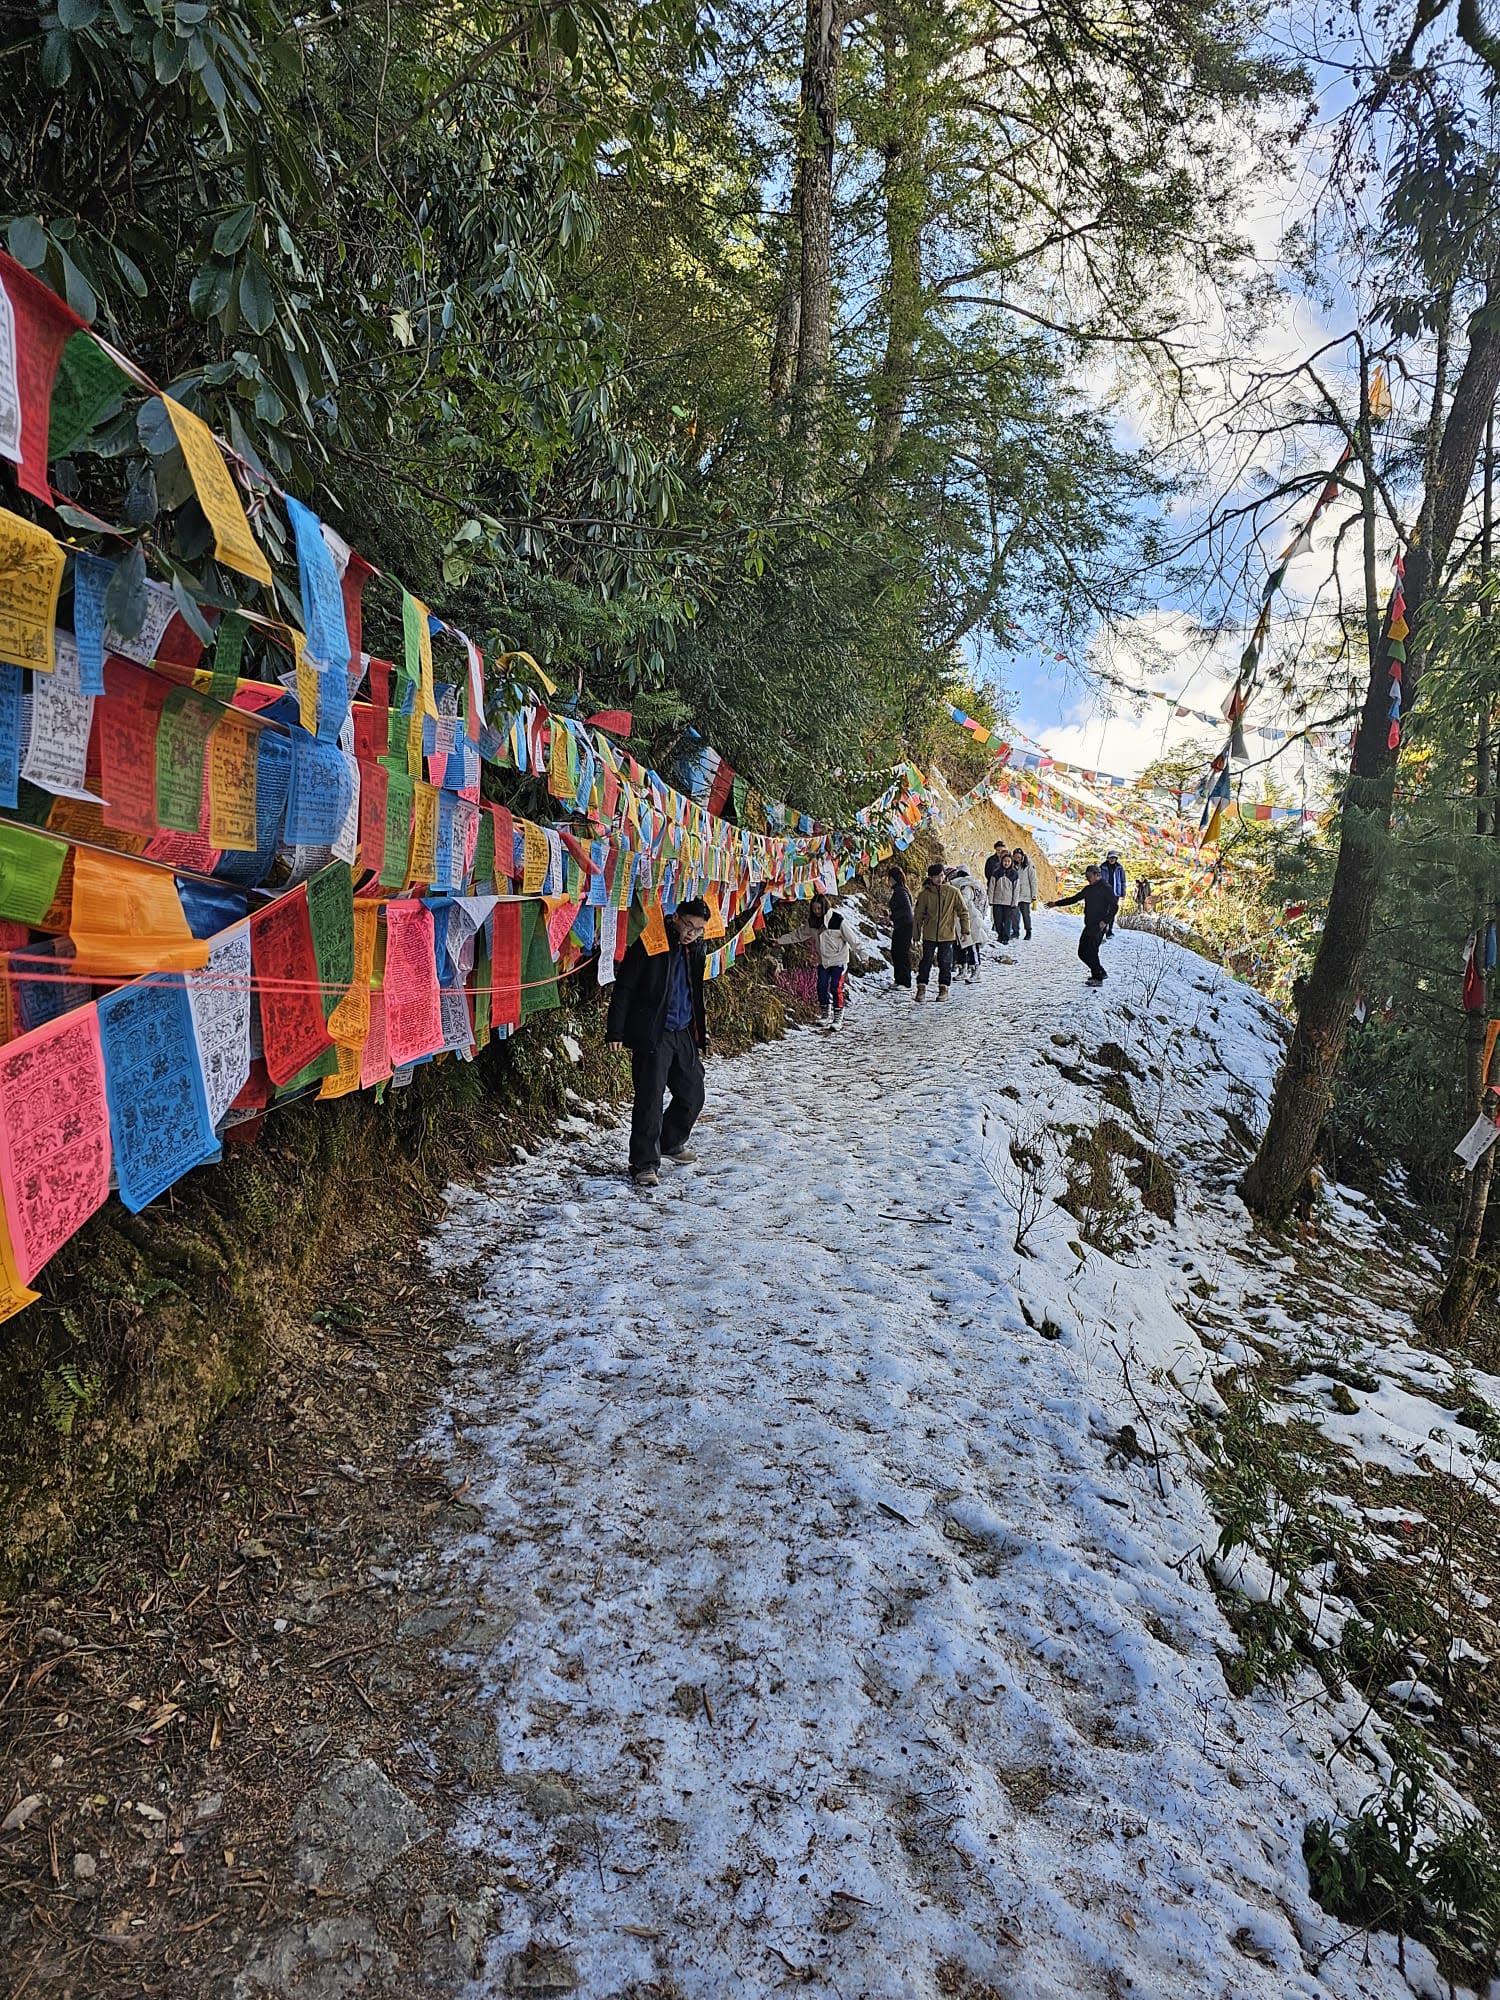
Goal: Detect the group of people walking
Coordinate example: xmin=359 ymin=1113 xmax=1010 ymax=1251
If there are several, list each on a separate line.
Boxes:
xmin=608 ymin=836 xmax=1138 ymax=1189
xmin=983 ymin=842 xmax=1040 ymax=942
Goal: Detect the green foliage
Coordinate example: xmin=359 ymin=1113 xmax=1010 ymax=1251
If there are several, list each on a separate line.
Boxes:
xmin=0 ymin=0 xmax=1305 ymax=811
xmin=40 ymin=1362 xmax=102 ymax=1438
xmin=1306 ymin=1737 xmax=1500 ymax=1990
xmin=1197 ymin=1371 xmax=1352 ymax=1694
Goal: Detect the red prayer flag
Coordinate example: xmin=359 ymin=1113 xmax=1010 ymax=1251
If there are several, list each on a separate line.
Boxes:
xmin=230 ymin=1057 xmax=271 ymax=1114
xmin=252 ymin=887 xmax=334 ymax=1085
xmin=98 ymin=658 xmax=171 ymax=835
xmin=1464 ymin=946 xmax=1485 ymax=1014
xmin=356 ymin=757 xmax=388 ymax=876
xmin=586 ymin=709 xmax=632 ymax=737
xmin=490 ymin=900 xmax=522 ymax=1029
xmin=342 ymin=551 xmax=375 ymax=664
xmin=489 ymin=803 xmax=516 ymax=881
xmin=383 ymin=899 xmax=442 ymax=1067
xmin=708 ymin=761 xmax=735 ymax=816
xmin=0 ymin=250 xmax=84 ymax=503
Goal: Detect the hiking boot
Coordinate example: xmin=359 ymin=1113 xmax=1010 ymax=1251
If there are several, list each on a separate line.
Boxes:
xmin=936 ymin=986 xmax=951 ymax=1001
xmin=915 ymin=985 xmax=928 ymax=1003
xmin=662 ymin=1146 xmax=697 ymax=1164
xmin=831 ymin=1011 xmax=844 ymax=1032
xmin=1085 ymin=975 xmax=1105 ymax=987
xmin=632 ymin=1167 xmax=660 ymax=1188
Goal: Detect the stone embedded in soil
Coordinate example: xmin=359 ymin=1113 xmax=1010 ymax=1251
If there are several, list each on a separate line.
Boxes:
xmin=505 ymin=1942 xmax=580 ymax=1992
xmin=290 ymin=1757 xmax=431 ymax=1891
xmin=418 ymin=1886 xmax=499 ymax=1982
xmin=232 ymin=1915 xmax=395 ymax=2000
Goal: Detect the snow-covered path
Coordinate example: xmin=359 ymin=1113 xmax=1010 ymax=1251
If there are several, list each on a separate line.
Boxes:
xmin=428 ymin=916 xmax=1431 ymax=2000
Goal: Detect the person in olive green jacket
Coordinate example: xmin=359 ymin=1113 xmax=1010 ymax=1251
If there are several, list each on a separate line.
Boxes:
xmin=911 ymin=862 xmax=971 ymax=1001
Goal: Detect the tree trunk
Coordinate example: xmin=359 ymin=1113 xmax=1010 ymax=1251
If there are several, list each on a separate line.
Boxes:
xmin=768 ymin=195 xmax=802 ymax=415
xmin=865 ymin=6 xmax=923 ymax=478
xmin=1242 ymin=276 xmax=1500 ymax=1222
xmin=793 ymin=0 xmax=841 ymax=482
xmin=1438 ymin=408 xmax=1499 ymax=1333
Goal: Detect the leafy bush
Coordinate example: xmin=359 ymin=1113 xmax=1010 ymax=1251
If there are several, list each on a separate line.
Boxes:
xmin=1306 ymin=1744 xmax=1500 ymax=1989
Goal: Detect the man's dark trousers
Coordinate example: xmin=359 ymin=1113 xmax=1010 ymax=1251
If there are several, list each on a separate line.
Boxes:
xmin=1078 ymin=925 xmax=1106 ymax=980
xmin=917 ymin=939 xmax=957 ymax=989
xmin=630 ymin=1027 xmax=705 ymax=1171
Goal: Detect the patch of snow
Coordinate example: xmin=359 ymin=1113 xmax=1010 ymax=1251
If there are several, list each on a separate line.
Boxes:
xmin=422 ymin=914 xmax=1481 ymax=1999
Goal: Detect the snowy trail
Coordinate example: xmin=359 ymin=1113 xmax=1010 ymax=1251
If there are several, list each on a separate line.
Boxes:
xmin=428 ymin=916 xmax=1428 ymax=2000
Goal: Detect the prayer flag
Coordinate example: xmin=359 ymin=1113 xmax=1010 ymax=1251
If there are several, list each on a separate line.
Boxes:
xmin=163 ymin=396 xmax=273 ymax=586
xmin=97 ymin=974 xmax=219 ymax=1210
xmin=0 ymin=1004 xmax=110 ymax=1280
xmin=0 ymin=250 xmax=83 ymax=502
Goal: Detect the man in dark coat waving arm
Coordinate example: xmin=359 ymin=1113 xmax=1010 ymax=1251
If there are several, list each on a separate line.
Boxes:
xmin=1050 ymin=866 xmax=1118 ymax=985
xmin=607 ymin=898 xmax=712 ymax=1187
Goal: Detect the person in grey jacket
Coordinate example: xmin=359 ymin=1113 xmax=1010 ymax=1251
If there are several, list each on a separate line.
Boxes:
xmin=1011 ymin=849 xmax=1039 ymax=940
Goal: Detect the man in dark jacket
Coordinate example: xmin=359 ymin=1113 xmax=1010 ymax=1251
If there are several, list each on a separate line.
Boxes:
xmin=1049 ymin=866 xmax=1119 ymax=985
xmin=606 ymin=897 xmax=711 ymax=1187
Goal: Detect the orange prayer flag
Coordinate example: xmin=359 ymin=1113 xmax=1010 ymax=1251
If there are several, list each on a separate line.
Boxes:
xmin=68 ymin=847 xmax=210 ymax=976
xmin=640 ymin=899 xmax=669 ymax=956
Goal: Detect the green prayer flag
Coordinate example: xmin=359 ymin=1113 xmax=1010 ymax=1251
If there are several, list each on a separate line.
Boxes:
xmin=472 ymin=809 xmax=495 ymax=889
xmin=156 ymin=689 xmax=220 ymax=833
xmin=276 ymin=1046 xmax=340 ymax=1094
xmin=305 ymin=860 xmax=355 ymax=1021
xmin=400 ymin=589 xmax=425 ymax=689
xmin=520 ymin=899 xmax=559 ymax=1021
xmin=209 ymin=611 xmax=248 ymax=702
xmin=0 ymin=822 xmax=67 ymax=925
xmin=380 ymin=768 xmax=413 ymax=889
xmin=48 ymin=333 xmax=129 ymax=460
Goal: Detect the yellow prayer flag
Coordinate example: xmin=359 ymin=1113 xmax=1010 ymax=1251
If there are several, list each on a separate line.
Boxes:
xmin=548 ymin=720 xmax=572 ymax=799
xmin=641 ymin=899 xmax=669 ymax=956
xmin=0 ymin=509 xmax=64 ymax=671
xmin=208 ymin=711 xmax=259 ymax=851
xmin=408 ymin=593 xmax=438 ymax=720
xmin=162 ymin=397 xmax=273 ymax=586
xmin=318 ymin=1037 xmax=365 ymax=1100
xmin=409 ymin=781 xmax=439 ymax=884
xmin=294 ymin=631 xmax=319 ymax=736
xmin=0 ymin=1185 xmax=39 ymax=1326
xmin=328 ymin=902 xmax=378 ymax=1045
xmin=1483 ymin=1018 xmax=1500 ymax=1089
xmin=520 ymin=819 xmax=548 ymax=895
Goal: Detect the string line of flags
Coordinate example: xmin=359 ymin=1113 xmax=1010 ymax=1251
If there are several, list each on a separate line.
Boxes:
xmin=0 ymin=249 xmax=1010 ymax=1314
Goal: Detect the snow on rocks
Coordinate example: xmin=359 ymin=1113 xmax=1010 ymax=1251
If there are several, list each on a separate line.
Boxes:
xmin=424 ymin=913 xmax=1475 ymax=1998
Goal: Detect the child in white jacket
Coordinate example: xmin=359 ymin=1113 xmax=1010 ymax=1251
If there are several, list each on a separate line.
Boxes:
xmin=817 ymin=914 xmax=852 ymax=1028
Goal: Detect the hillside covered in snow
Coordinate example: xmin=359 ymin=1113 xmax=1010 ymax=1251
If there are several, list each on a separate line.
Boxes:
xmin=421 ymin=912 xmax=1500 ymax=2000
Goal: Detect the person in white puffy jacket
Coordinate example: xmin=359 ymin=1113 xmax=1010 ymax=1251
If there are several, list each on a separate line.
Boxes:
xmin=816 ymin=913 xmax=852 ymax=1028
